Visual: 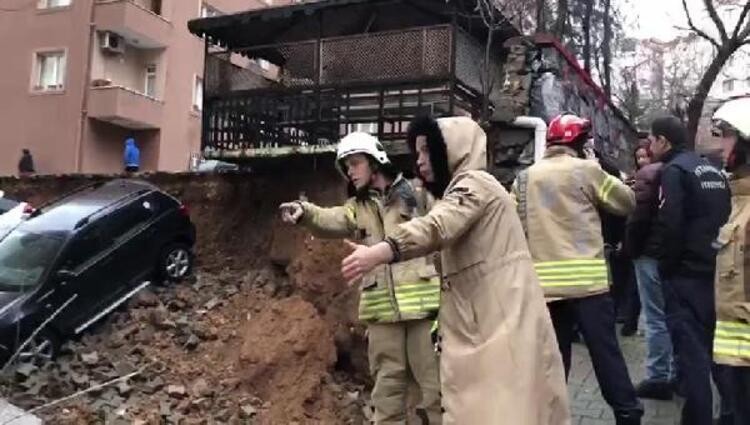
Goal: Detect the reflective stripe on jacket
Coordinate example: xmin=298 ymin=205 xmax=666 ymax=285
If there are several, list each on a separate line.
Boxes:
xmin=713 ymin=167 xmax=750 ymax=367
xmin=513 ymin=146 xmax=635 ymax=300
xmin=299 ymin=175 xmax=440 ymax=323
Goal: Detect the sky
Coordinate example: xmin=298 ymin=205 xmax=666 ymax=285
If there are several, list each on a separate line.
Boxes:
xmin=626 ymin=0 xmax=693 ymax=40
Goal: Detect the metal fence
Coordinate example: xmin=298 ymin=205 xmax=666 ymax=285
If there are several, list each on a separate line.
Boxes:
xmin=201 ymin=24 xmax=486 ymax=153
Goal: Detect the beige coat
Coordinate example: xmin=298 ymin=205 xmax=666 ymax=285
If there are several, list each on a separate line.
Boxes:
xmin=388 ymin=117 xmax=571 ymax=425
xmin=714 ymin=167 xmax=750 ymax=367
xmin=512 ymin=146 xmax=635 ymax=300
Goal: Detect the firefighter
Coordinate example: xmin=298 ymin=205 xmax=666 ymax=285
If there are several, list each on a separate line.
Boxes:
xmin=512 ymin=113 xmax=644 ymax=425
xmin=711 ymin=97 xmax=750 ymax=425
xmin=278 ymin=132 xmax=442 ymax=425
xmin=340 ymin=116 xmax=571 ymax=425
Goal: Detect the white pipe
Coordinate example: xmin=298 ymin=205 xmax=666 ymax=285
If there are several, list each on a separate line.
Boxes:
xmin=512 ymin=116 xmax=548 ymax=163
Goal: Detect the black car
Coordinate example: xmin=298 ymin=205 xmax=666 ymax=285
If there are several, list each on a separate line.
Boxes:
xmin=0 ymin=179 xmax=196 ymax=366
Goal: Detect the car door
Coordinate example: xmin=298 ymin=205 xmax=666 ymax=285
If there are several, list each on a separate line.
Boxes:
xmin=47 ymin=223 xmax=114 ymax=333
xmin=100 ymin=196 xmax=160 ymax=291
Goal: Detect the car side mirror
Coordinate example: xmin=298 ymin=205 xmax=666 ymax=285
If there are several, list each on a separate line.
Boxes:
xmin=56 ymin=269 xmax=76 ymax=281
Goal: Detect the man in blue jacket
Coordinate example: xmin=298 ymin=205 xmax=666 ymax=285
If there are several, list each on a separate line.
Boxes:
xmin=124 ymin=138 xmax=140 ymax=173
xmin=649 ymin=116 xmax=731 ymax=425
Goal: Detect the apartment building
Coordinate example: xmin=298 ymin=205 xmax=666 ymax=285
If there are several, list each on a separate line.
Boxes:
xmin=0 ymin=0 xmax=285 ymax=175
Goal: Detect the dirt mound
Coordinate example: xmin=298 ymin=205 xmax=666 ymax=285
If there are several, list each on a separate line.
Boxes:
xmin=238 ymin=296 xmax=337 ymax=424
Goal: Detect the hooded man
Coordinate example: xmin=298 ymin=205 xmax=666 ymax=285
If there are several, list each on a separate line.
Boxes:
xmin=18 ymin=149 xmax=35 ymax=176
xmin=278 ymin=132 xmax=442 ymax=425
xmin=709 ymin=97 xmax=750 ymax=425
xmin=341 ymin=116 xmax=570 ymax=425
xmin=124 ymin=138 xmax=140 ymax=172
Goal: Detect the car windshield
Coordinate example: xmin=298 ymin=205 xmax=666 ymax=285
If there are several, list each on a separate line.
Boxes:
xmin=0 ymin=229 xmax=64 ymax=291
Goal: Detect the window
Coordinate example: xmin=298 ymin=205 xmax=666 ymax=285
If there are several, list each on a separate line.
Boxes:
xmin=0 ymin=230 xmax=64 ymax=290
xmin=193 ymin=76 xmax=203 ymax=111
xmin=63 ymin=226 xmax=106 ymax=271
xmin=200 ymin=2 xmax=221 ymax=17
xmin=33 ymin=51 xmax=66 ymax=92
xmin=723 ymin=79 xmax=735 ymax=93
xmin=144 ymin=64 xmax=157 ymax=98
xmin=37 ymin=0 xmax=71 ymax=9
xmin=105 ymin=199 xmax=156 ymax=242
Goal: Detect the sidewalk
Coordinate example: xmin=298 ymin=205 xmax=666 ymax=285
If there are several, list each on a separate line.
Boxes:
xmin=568 ymin=331 xmax=681 ymax=425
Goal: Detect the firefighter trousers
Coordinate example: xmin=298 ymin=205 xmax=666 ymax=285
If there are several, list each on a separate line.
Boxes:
xmin=368 ymin=318 xmax=442 ymax=425
xmin=548 ymin=294 xmax=643 ymax=419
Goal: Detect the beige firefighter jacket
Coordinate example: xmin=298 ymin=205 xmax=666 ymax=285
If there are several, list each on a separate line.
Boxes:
xmin=387 ymin=117 xmax=571 ymax=425
xmin=298 ymin=175 xmax=440 ymax=324
xmin=713 ymin=166 xmax=750 ymax=367
xmin=512 ymin=146 xmax=635 ymax=301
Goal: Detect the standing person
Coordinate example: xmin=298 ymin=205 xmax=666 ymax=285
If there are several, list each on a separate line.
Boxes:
xmin=597 ymin=149 xmax=640 ymax=336
xmin=278 ymin=132 xmax=442 ymax=425
xmin=649 ymin=115 xmax=731 ymax=425
xmin=340 ymin=116 xmax=570 ymax=425
xmin=710 ymin=97 xmax=750 ymax=425
xmin=625 ymin=140 xmax=675 ymax=400
xmin=124 ymin=137 xmax=140 ymax=173
xmin=512 ymin=113 xmax=643 ymax=424
xmin=18 ymin=149 xmax=35 ymax=176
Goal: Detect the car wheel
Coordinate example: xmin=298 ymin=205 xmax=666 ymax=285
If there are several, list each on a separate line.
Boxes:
xmin=17 ymin=330 xmax=60 ymax=365
xmin=158 ymin=243 xmax=193 ymax=283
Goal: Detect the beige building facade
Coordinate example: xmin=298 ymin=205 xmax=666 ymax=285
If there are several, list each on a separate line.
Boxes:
xmin=0 ymin=0 xmax=281 ymax=175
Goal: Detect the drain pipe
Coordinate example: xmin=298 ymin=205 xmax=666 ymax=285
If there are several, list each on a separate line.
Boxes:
xmin=512 ymin=116 xmax=547 ymax=163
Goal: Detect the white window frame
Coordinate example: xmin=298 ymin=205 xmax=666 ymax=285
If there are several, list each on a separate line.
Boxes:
xmin=193 ymin=75 xmax=204 ymax=112
xmin=348 ymin=123 xmax=378 ymax=134
xmin=37 ymin=0 xmax=72 ymax=9
xmin=200 ymin=2 xmax=221 ymax=18
xmin=723 ymin=79 xmax=735 ymax=93
xmin=32 ymin=50 xmax=67 ymax=93
xmin=144 ymin=64 xmax=157 ymax=98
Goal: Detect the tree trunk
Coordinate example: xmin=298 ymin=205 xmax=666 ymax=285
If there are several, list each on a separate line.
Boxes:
xmin=554 ymin=0 xmax=569 ymax=39
xmin=536 ymin=0 xmax=547 ymax=33
xmin=583 ymin=0 xmax=594 ymax=73
xmin=686 ymin=46 xmax=734 ymax=148
xmin=602 ymin=0 xmax=612 ymax=97
xmin=481 ymin=27 xmax=495 ymax=125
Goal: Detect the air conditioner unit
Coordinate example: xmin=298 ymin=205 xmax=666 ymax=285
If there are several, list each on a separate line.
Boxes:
xmin=100 ymin=31 xmax=124 ymax=55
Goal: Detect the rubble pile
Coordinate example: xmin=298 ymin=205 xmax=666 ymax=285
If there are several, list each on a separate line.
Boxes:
xmin=0 ymin=268 xmax=370 ymax=424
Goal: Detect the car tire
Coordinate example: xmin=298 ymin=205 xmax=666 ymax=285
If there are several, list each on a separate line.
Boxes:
xmin=158 ymin=243 xmax=193 ymax=283
xmin=17 ymin=329 xmax=60 ymax=366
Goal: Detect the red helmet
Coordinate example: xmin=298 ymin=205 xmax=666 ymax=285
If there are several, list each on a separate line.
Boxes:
xmin=546 ymin=114 xmax=591 ymax=146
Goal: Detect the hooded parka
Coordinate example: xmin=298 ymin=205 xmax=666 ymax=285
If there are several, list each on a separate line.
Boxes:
xmin=386 ymin=117 xmax=571 ymax=425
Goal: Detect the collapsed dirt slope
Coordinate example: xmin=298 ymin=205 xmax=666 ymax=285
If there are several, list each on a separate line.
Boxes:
xmin=0 ymin=167 xmax=375 ymax=424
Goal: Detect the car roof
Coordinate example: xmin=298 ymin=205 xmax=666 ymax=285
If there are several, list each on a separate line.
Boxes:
xmin=20 ymin=179 xmax=159 ymax=234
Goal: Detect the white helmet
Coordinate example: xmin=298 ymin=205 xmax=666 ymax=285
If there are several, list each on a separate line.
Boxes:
xmin=713 ymin=97 xmax=750 ymax=139
xmin=335 ymin=132 xmax=390 ymax=175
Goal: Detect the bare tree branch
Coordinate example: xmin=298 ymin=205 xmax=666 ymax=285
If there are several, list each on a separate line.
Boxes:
xmin=682 ymin=0 xmax=721 ymax=48
xmin=703 ymin=0 xmax=729 ymax=42
xmin=736 ymin=2 xmax=750 ymax=41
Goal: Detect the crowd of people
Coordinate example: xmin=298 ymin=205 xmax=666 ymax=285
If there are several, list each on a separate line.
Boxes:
xmin=278 ymin=98 xmax=749 ymax=425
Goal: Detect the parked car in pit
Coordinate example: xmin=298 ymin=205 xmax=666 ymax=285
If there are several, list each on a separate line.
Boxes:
xmin=0 ymin=179 xmax=196 ymax=366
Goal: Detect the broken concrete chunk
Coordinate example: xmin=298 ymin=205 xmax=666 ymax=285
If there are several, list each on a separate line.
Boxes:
xmin=185 ymin=334 xmax=200 ymax=350
xmin=81 ymin=352 xmax=99 ymax=366
xmin=117 ymin=381 xmax=132 ymax=396
xmin=239 ymin=404 xmax=257 ymax=418
xmin=166 ymin=384 xmax=187 ymax=398
xmin=204 ymin=298 xmax=221 ymax=310
xmin=15 ymin=363 xmax=37 ymax=380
